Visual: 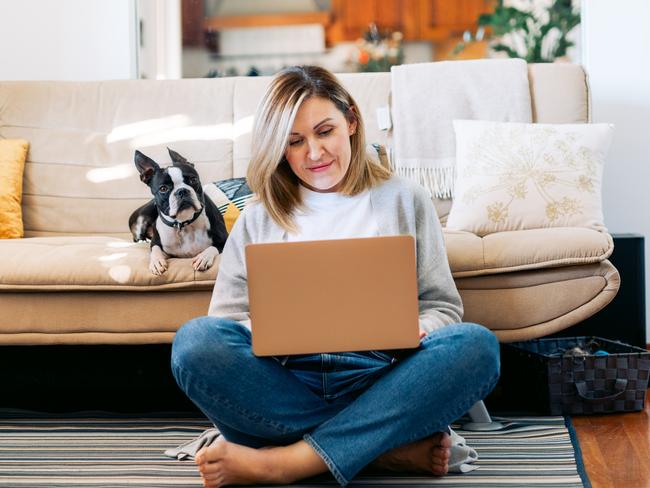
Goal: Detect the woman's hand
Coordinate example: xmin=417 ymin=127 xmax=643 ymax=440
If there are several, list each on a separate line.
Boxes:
xmin=419 ymin=329 xmax=427 ymax=340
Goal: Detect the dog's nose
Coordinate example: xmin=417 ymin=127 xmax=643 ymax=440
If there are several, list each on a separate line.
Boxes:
xmin=176 ymin=188 xmax=189 ymax=198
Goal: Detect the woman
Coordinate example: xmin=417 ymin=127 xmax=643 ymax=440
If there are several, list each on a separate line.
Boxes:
xmin=171 ymin=65 xmax=500 ymax=488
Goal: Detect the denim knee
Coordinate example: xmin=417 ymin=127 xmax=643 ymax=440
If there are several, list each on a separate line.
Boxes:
xmin=456 ymin=322 xmax=500 ymax=383
xmin=171 ymin=316 xmax=247 ymax=380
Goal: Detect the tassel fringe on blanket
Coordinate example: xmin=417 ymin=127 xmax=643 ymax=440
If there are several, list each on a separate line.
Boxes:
xmin=390 ymin=59 xmax=532 ymax=199
xmin=396 ymin=166 xmax=456 ymax=200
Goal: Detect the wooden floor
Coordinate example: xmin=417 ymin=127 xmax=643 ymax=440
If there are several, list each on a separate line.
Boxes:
xmin=572 ymin=388 xmax=650 ymax=488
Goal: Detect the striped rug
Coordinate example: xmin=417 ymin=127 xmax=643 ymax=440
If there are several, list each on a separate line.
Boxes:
xmin=0 ymin=412 xmax=589 ymax=487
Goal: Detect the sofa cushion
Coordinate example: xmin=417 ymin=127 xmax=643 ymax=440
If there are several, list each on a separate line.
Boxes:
xmin=457 ymin=260 xmax=620 ymax=341
xmin=0 ymin=236 xmax=217 ymax=291
xmin=0 ymin=139 xmax=29 ymax=238
xmin=444 ymin=227 xmax=613 ymax=278
xmin=527 ymin=63 xmax=589 ymax=124
xmin=0 ymin=227 xmax=612 ymax=291
xmin=0 ymin=79 xmax=236 ymax=238
xmin=0 ymin=290 xmax=209 ymax=345
xmin=0 ymin=227 xmax=617 ymax=346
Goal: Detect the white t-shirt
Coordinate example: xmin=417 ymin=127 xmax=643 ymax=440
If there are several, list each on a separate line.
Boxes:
xmin=286 ymin=185 xmax=380 ymax=241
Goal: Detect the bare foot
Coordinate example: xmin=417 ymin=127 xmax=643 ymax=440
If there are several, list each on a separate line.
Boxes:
xmin=370 ymin=432 xmax=452 ymax=476
xmin=195 ymin=438 xmax=328 ymax=488
xmin=195 ymin=438 xmax=286 ymax=488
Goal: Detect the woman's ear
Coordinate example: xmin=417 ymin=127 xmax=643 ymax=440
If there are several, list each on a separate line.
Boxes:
xmin=347 ymin=107 xmax=358 ymax=136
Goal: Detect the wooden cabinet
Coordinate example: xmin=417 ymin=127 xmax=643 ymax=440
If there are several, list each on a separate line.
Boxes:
xmin=419 ymin=0 xmax=493 ymax=40
xmin=329 ymin=0 xmax=419 ymax=42
xmin=182 ymin=0 xmax=494 ymax=56
xmin=328 ymin=0 xmax=493 ymax=43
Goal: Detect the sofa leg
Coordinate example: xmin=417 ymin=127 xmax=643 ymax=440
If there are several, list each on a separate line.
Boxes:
xmin=461 ymin=400 xmax=505 ymax=431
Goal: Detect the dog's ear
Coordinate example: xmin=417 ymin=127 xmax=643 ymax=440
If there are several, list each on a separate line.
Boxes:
xmin=134 ymin=150 xmax=160 ymax=185
xmin=168 ymin=147 xmax=194 ymax=167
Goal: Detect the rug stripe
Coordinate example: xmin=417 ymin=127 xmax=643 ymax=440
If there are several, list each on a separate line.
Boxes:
xmin=0 ymin=413 xmax=587 ymax=487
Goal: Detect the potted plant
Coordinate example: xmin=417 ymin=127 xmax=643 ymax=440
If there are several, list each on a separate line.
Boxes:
xmin=456 ymin=0 xmax=580 ymax=62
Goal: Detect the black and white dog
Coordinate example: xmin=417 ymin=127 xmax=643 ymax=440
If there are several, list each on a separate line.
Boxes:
xmin=129 ymin=149 xmax=228 ymax=275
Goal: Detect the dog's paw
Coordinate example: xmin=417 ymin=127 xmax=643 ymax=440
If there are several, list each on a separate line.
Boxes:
xmin=150 ymin=257 xmax=168 ymax=275
xmin=192 ymin=246 xmax=219 ymax=271
xmin=149 ymin=245 xmax=168 ymax=275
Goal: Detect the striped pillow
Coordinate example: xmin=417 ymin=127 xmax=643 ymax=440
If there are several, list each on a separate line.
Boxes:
xmin=204 ymin=177 xmax=254 ymax=233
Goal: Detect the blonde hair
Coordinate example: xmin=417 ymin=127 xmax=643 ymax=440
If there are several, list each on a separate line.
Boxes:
xmin=247 ymin=65 xmax=392 ymax=232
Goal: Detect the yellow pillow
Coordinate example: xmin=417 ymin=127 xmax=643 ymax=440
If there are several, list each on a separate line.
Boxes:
xmin=0 ymin=139 xmax=29 ymax=238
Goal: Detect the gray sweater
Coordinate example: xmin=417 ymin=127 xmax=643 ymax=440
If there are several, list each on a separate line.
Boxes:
xmin=208 ymin=175 xmax=463 ymax=333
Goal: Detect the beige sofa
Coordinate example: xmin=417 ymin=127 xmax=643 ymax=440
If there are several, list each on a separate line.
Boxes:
xmin=0 ymin=63 xmax=619 ymax=346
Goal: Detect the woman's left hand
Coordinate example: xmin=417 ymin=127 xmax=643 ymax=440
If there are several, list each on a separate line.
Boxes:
xmin=419 ymin=329 xmax=427 ymax=340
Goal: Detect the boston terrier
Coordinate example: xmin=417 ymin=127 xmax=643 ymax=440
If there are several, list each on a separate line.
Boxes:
xmin=129 ymin=148 xmax=228 ymax=275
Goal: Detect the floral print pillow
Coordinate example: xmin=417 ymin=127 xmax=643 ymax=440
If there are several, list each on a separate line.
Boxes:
xmin=446 ymin=120 xmax=614 ymax=236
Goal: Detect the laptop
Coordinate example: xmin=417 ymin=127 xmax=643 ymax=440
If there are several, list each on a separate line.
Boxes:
xmin=245 ymin=235 xmax=420 ymax=356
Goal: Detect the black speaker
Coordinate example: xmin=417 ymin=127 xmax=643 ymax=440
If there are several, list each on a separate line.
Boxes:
xmin=550 ymin=233 xmax=646 ymax=348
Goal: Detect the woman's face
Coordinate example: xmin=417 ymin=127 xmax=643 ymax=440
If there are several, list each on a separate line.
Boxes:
xmin=284 ymin=96 xmax=357 ymax=193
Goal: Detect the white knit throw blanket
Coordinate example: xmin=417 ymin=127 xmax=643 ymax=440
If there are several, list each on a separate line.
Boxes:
xmin=391 ymin=59 xmax=532 ymax=198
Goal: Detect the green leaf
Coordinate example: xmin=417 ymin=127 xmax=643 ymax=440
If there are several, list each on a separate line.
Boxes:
xmin=491 ymin=44 xmax=521 ymax=59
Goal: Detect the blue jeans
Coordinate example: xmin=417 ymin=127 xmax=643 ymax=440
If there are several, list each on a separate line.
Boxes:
xmin=171 ymin=317 xmax=500 ymax=486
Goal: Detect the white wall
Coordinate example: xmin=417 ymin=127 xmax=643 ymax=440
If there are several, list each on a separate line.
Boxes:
xmin=582 ymin=0 xmax=650 ymax=340
xmin=137 ymin=0 xmax=182 ymax=80
xmin=0 ymin=0 xmax=137 ymax=80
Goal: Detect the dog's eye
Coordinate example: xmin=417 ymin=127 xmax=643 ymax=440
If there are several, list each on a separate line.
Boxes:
xmin=189 ymin=177 xmax=198 ymax=185
xmin=159 ymin=185 xmax=169 ymax=193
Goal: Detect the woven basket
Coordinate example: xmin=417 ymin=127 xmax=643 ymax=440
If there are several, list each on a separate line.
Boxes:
xmin=503 ymin=336 xmax=650 ymax=415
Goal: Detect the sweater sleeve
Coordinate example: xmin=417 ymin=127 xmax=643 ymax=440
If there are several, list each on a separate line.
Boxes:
xmin=413 ymin=186 xmax=464 ymax=333
xmin=207 ymin=208 xmax=252 ymax=330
